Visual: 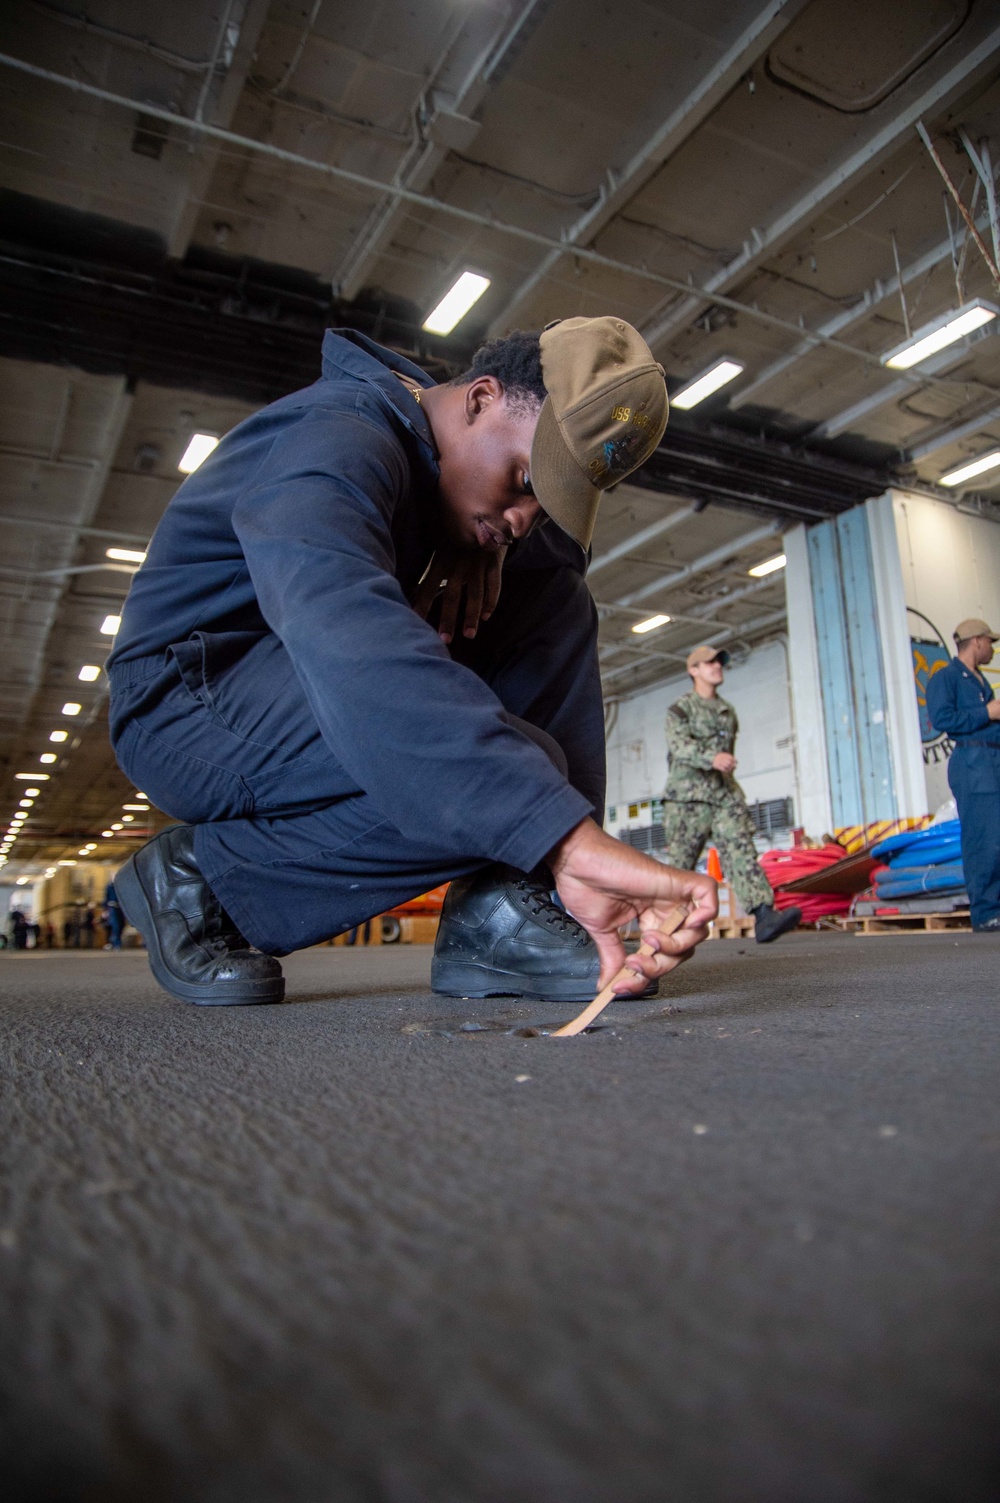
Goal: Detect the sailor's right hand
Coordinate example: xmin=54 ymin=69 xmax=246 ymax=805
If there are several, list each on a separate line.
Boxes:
xmin=712 ymin=751 xmax=737 ymax=773
xmin=547 ymin=817 xmax=717 ymax=995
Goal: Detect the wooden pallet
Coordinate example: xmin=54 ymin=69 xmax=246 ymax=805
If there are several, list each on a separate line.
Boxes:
xmin=839 ymin=910 xmax=971 ymax=935
xmin=708 ymin=915 xmax=756 ymax=940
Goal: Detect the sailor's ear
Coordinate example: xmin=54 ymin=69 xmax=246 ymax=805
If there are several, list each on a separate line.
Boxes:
xmin=463 ymin=375 xmax=503 ymax=423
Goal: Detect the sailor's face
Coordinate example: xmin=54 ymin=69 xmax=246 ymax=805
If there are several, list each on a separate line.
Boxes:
xmin=976 ymin=634 xmax=996 ymax=665
xmin=436 ymin=382 xmax=544 ymax=552
xmin=691 ymin=658 xmax=725 ymax=688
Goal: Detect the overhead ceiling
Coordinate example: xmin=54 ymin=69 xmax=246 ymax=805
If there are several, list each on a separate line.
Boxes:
xmin=0 ymin=0 xmax=999 ymax=881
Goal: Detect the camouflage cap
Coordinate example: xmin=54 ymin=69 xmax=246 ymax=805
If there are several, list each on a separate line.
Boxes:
xmin=686 ymin=645 xmax=730 ymax=670
xmin=531 ymin=316 xmax=668 ymax=550
xmin=954 ymin=617 xmax=998 ymax=642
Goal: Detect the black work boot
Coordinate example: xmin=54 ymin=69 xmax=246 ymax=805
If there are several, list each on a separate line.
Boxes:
xmin=752 ymin=902 xmax=802 ymax=944
xmin=116 ymin=825 xmax=284 ymax=1005
xmin=432 ymin=863 xmax=655 ymax=1002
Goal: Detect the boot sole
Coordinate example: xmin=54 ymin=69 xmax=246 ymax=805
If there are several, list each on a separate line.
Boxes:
xmin=431 ymin=956 xmax=656 ymax=1003
xmin=116 ymin=851 xmax=285 ymax=1006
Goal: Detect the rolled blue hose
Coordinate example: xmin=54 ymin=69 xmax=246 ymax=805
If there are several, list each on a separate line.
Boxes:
xmin=887 ymin=836 xmax=962 ymax=869
xmin=871 ymin=820 xmax=961 ymax=861
xmin=874 ymin=862 xmax=965 ymax=898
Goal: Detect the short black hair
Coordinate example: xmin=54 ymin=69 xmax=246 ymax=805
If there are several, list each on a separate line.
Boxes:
xmin=452 ymin=329 xmax=545 ymax=411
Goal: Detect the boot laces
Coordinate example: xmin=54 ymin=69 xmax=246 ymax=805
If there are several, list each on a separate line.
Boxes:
xmin=510 ymin=873 xmax=588 ymax=940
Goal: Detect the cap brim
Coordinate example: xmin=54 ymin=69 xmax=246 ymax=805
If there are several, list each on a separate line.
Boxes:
xmin=530 ymin=396 xmax=601 ymax=550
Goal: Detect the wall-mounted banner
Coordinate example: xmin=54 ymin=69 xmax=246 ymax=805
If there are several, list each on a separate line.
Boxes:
xmin=909 ymin=609 xmax=955 ymax=765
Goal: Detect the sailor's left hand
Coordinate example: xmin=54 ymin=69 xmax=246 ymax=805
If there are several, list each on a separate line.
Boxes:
xmin=412 ymin=545 xmax=507 ymax=644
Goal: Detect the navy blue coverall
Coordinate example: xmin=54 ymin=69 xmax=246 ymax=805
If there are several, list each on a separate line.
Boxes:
xmin=107 ymin=331 xmax=604 ymax=954
xmin=926 ymin=656 xmax=1000 ymax=927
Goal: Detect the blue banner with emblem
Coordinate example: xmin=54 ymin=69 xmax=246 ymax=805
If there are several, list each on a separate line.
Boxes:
xmin=911 ymin=640 xmax=952 ymax=744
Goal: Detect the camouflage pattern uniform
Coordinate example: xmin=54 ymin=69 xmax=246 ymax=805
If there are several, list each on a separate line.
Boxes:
xmin=662 ymin=689 xmax=773 ymax=911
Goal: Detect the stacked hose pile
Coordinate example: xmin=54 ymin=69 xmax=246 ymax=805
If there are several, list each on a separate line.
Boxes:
xmin=869 ymin=821 xmax=966 ymax=903
xmin=759 ymin=844 xmax=853 ymax=921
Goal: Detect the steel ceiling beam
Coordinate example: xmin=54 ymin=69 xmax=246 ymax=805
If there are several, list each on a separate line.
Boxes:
xmin=588 ymin=503 xmax=698 ymax=577
xmin=730 ymin=205 xmax=997 ymax=410
xmin=334 ymin=0 xmax=547 ymax=300
xmin=601 ymin=607 xmax=788 ymax=689
xmin=597 ymin=573 xmax=778 ymax=634
xmin=812 ymin=325 xmax=997 ymax=440
xmin=2 ymin=50 xmax=991 ymax=386
xmin=640 ymin=22 xmax=1000 ymax=353
xmin=906 ymin=399 xmax=1000 ymax=462
xmin=612 ymin=521 xmax=781 ymax=610
xmin=485 ymin=0 xmax=808 ymax=336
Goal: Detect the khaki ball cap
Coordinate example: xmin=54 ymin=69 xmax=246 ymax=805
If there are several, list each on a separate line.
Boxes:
xmin=531 ymin=317 xmax=668 ymax=549
xmin=954 ymin=617 xmax=999 ymax=642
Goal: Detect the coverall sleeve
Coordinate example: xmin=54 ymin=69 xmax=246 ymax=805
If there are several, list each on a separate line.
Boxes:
xmin=665 ymin=702 xmax=717 ymax=769
xmin=926 ymin=666 xmax=992 ymax=737
xmin=230 ymin=406 xmax=590 ymax=871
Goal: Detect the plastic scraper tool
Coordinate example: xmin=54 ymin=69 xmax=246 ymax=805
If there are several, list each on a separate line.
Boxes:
xmin=550 ymin=903 xmax=691 ymax=1037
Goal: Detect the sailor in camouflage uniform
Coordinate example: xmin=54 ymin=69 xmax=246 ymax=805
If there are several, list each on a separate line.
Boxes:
xmin=662 ymin=646 xmax=801 ymax=943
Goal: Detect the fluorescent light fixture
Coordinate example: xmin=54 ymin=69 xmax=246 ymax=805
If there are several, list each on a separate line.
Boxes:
xmin=122 ymin=815 xmax=134 ymax=822
xmin=748 ymin=553 xmax=787 ymax=578
xmin=882 ymin=299 xmax=998 ymax=370
xmin=106 ymin=547 xmax=146 ymax=564
xmin=79 ymin=665 xmax=100 ymax=682
xmin=78 ymin=849 xmax=89 ymax=855
xmin=85 ymin=844 xmax=97 ymax=851
xmin=671 ymin=358 xmax=744 ymax=410
xmin=49 ymin=730 xmax=68 ymax=743
xmin=123 ymin=803 xmax=150 ymax=811
xmin=18 ymin=799 xmax=32 ymax=808
xmin=24 ymin=788 xmax=41 ymax=796
xmin=62 ymin=703 xmax=81 ymax=716
xmin=178 ymin=433 xmax=219 ymax=473
xmin=58 ymin=860 xmax=76 ymax=867
xmin=39 ymin=753 xmax=57 ymax=764
xmin=111 ymin=822 xmax=124 ymax=830
xmin=939 ymin=450 xmax=1000 ymax=487
xmin=422 ymin=272 xmax=491 ymax=335
xmin=631 ymin=613 xmax=672 ymax=634
xmin=16 ymin=773 xmax=47 ymax=781
xmin=135 ymin=793 xmax=147 ymax=799
xmin=15 ymin=877 xmax=28 ymax=886
xmin=101 ymin=830 xmax=114 ymax=837
xmin=100 ymin=615 xmax=122 ymax=636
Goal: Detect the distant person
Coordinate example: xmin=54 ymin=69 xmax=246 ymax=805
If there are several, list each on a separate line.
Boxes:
xmin=926 ymin=617 xmax=1000 ymax=932
xmin=80 ymin=905 xmax=96 ymax=949
xmin=662 ymin=646 xmax=801 ymax=944
xmin=103 ymin=881 xmax=124 ymax=951
xmin=10 ymin=909 xmax=28 ymax=950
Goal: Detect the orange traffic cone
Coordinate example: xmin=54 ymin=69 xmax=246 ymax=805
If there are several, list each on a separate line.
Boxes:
xmin=706 ymin=846 xmax=724 ymax=882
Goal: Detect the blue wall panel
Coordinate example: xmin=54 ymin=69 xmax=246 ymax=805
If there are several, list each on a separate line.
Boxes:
xmin=808 ymin=509 xmax=896 ymax=826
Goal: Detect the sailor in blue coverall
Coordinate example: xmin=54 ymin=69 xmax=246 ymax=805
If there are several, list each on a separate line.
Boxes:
xmin=926 ymin=617 xmax=1000 ymax=931
xmin=108 ymin=320 xmax=716 ymax=1006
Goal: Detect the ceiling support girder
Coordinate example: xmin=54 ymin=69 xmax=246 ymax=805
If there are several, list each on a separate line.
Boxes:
xmin=731 ymin=204 xmax=998 ymax=411
xmin=0 ymin=49 xmax=989 ymax=391
xmin=601 ymin=607 xmax=788 ymax=690
xmin=640 ymin=22 xmax=1000 ymax=352
xmin=486 ymin=0 xmax=809 ymax=335
xmin=612 ymin=522 xmax=782 ymax=611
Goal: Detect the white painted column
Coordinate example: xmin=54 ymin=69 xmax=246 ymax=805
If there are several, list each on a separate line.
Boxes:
xmin=865 ymin=493 xmax=930 ymax=818
xmin=783 ymin=524 xmax=834 ymax=836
